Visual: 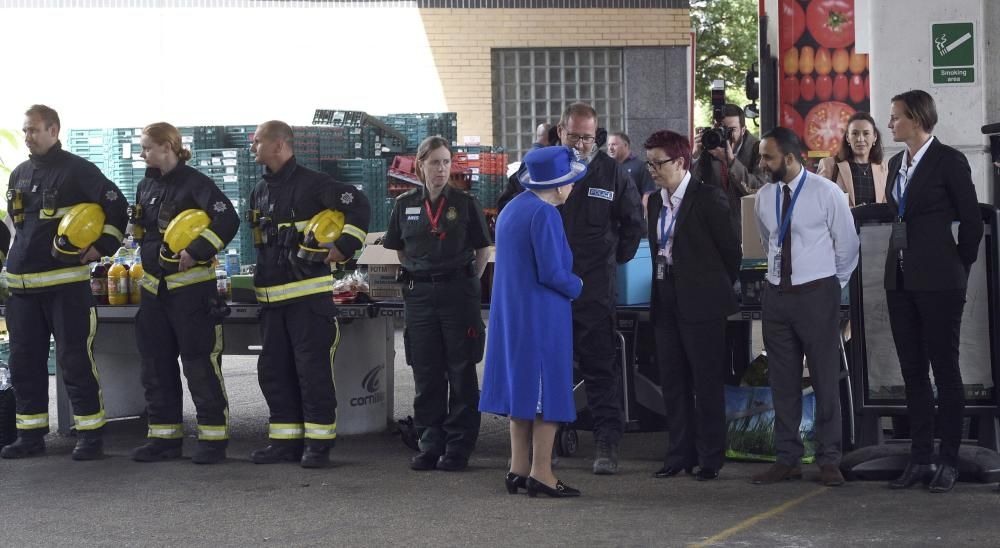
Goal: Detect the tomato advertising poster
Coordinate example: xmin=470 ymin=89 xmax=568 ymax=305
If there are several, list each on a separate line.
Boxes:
xmin=778 ymin=0 xmax=869 ymax=166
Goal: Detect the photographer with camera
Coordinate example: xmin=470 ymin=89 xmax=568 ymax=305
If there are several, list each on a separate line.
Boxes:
xmin=693 ymin=86 xmax=765 ymax=243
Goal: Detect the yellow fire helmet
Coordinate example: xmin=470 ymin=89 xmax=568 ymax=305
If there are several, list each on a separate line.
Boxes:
xmin=297 ymin=209 xmax=345 ymax=262
xmin=52 ymin=203 xmax=106 ymax=263
xmin=159 ymin=209 xmax=211 ymax=272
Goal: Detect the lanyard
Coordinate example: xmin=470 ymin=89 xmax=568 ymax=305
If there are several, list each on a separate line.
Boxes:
xmin=658 ymin=198 xmax=678 ymax=251
xmin=424 ymin=195 xmax=447 ymax=239
xmin=894 ymin=156 xmax=914 ymax=219
xmin=775 ymin=168 xmax=808 ymax=247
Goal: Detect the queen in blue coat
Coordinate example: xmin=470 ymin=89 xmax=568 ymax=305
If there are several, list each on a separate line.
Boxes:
xmin=480 ymin=146 xmax=585 ymax=498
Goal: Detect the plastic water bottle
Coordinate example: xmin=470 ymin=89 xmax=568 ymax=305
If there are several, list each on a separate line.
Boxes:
xmin=0 ymin=363 xmax=11 ymax=391
xmin=107 ymin=247 xmax=130 ymax=305
xmin=129 ymin=247 xmax=144 ymax=305
xmin=225 ymin=249 xmax=240 ymax=277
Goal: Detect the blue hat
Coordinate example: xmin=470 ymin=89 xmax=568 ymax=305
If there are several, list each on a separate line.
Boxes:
xmin=518 ymin=146 xmax=587 ymax=190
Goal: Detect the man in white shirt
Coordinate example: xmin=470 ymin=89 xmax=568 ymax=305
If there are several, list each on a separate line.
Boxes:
xmin=750 ymin=127 xmax=859 ymax=487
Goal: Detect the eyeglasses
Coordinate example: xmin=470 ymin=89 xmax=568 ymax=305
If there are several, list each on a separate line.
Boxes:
xmin=646 ymin=157 xmax=677 ymax=170
xmin=564 ymin=133 xmax=596 ymax=144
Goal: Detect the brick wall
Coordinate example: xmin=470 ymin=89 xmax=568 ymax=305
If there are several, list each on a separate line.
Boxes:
xmin=419 ymin=8 xmax=690 ymax=143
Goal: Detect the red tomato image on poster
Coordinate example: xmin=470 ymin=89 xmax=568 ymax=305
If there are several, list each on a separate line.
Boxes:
xmin=780 ymin=0 xmax=807 ymax=51
xmin=806 ymin=0 xmax=855 ymax=49
xmin=782 ymin=104 xmax=805 ymax=138
xmin=815 ymin=74 xmax=833 ymax=101
xmin=849 ymin=74 xmax=866 ymax=103
xmin=800 ymin=75 xmax=816 ymax=101
xmin=832 ymin=74 xmax=849 ymax=101
xmin=804 ymin=101 xmax=855 ymax=155
xmin=783 ymin=76 xmax=800 ymax=104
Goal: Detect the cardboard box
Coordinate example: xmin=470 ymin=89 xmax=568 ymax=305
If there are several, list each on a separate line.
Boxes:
xmin=357 ymin=232 xmax=403 ymax=301
xmin=356 ymin=232 xmax=497 ymax=302
xmin=741 ymin=195 xmax=766 ymax=260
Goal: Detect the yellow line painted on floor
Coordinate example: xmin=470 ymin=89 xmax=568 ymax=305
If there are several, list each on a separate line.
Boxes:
xmin=690 ymin=486 xmax=829 ymax=547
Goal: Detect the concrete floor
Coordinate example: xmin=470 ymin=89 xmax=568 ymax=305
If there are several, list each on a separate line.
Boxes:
xmin=1 ymin=336 xmax=999 ymax=547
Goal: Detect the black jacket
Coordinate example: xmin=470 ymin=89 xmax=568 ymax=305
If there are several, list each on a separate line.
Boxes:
xmin=693 ymin=132 xmax=766 ymax=243
xmin=5 ymin=142 xmax=128 ymax=290
xmin=646 ymin=174 xmax=741 ymax=323
xmin=561 ymin=150 xmax=645 ymax=307
xmin=855 ymin=138 xmax=982 ymax=291
xmin=251 ymin=156 xmax=370 ymax=301
xmin=133 ymin=163 xmax=241 ymax=285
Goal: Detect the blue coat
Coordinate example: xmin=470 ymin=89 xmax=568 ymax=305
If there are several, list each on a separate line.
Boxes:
xmin=480 ymin=191 xmax=582 ymax=422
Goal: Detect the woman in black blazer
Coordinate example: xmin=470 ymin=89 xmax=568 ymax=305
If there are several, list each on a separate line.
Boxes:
xmin=877 ymin=90 xmax=983 ymax=493
xmin=644 ymin=130 xmax=741 ymax=481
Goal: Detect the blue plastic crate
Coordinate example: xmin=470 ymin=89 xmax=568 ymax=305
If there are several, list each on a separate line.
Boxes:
xmin=616 ymin=239 xmax=651 ymax=305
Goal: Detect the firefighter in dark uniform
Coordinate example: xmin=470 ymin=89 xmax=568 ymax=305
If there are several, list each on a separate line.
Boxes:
xmin=247 ymin=121 xmax=370 ymax=468
xmin=129 ymin=122 xmax=240 ymax=464
xmin=556 ymin=103 xmax=644 ymax=475
xmin=382 ymin=136 xmax=492 ymax=472
xmin=1 ymin=105 xmax=128 ymax=460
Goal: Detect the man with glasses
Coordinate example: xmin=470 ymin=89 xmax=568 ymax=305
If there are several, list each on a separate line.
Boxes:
xmin=693 ymin=104 xmax=765 ymax=243
xmin=556 ymin=102 xmax=644 ymax=475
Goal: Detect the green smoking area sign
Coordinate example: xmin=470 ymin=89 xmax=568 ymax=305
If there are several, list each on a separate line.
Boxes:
xmin=932 ymin=22 xmax=975 ymax=85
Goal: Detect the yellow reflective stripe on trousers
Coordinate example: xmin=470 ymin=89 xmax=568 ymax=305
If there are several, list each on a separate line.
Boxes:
xmin=208 ymin=324 xmax=230 ymax=439
xmin=148 ymin=424 xmax=184 ymax=439
xmin=164 ymin=267 xmax=216 ymax=291
xmin=304 ymin=422 xmax=337 ymax=440
xmin=15 ymin=413 xmax=49 ymax=430
xmin=3 ymin=265 xmax=91 ymax=290
xmin=341 ymin=224 xmax=367 ymax=247
xmin=269 ymin=423 xmax=305 ymax=439
xmin=102 ymin=224 xmax=124 ymax=242
xmin=38 ymin=206 xmax=76 ymax=220
xmin=198 ymin=425 xmax=228 ymax=440
xmin=200 ymin=228 xmax=225 ymax=251
xmin=329 ymin=317 xmax=340 ymax=412
xmin=80 ymin=307 xmax=106 ymax=431
xmin=75 ymin=410 xmax=106 ymax=431
xmin=140 ymin=272 xmax=160 ymax=296
xmin=254 ymin=276 xmax=332 ymax=303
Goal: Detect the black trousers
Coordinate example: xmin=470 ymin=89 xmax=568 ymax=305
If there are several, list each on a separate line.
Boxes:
xmin=402 ymin=276 xmax=484 ymax=459
xmin=886 ymin=289 xmax=967 ymax=465
xmin=653 ymin=278 xmax=728 ymax=470
xmin=6 ymin=282 xmax=103 ymax=435
xmin=135 ymin=281 xmax=227 ymax=442
xmin=572 ymin=301 xmax=622 ymax=445
xmin=257 ymin=295 xmax=340 ymax=447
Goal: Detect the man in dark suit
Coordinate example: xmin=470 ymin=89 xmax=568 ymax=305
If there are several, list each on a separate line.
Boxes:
xmin=858 ymin=90 xmax=983 ymax=493
xmin=643 ymin=130 xmax=741 ymax=481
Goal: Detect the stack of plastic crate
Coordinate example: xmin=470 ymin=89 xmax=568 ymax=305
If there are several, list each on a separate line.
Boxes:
xmin=451 ymin=146 xmax=507 ymax=209
xmin=377 ymin=112 xmax=458 ymax=153
xmin=319 ymin=158 xmax=390 ymax=231
xmin=312 ymin=109 xmax=407 ymax=159
xmin=189 ymin=148 xmax=262 ymax=266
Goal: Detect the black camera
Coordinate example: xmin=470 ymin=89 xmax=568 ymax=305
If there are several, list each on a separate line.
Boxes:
xmin=702 ymin=80 xmax=732 ymax=151
xmin=702 ymin=126 xmax=735 ymax=151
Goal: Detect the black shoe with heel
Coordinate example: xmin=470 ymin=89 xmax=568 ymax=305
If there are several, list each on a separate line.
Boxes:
xmin=928 ymin=464 xmax=958 ymax=493
xmin=694 ymin=467 xmax=719 ymax=481
xmin=888 ymin=462 xmax=936 ymax=489
xmin=525 ymin=477 xmax=581 ymax=498
xmin=505 ymin=472 xmax=528 ymax=494
xmin=653 ymin=465 xmax=694 ymax=479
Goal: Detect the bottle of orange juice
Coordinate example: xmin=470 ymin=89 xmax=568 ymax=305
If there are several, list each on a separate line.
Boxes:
xmin=107 ymin=248 xmax=129 ymax=305
xmin=129 ymin=250 xmax=143 ymax=305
